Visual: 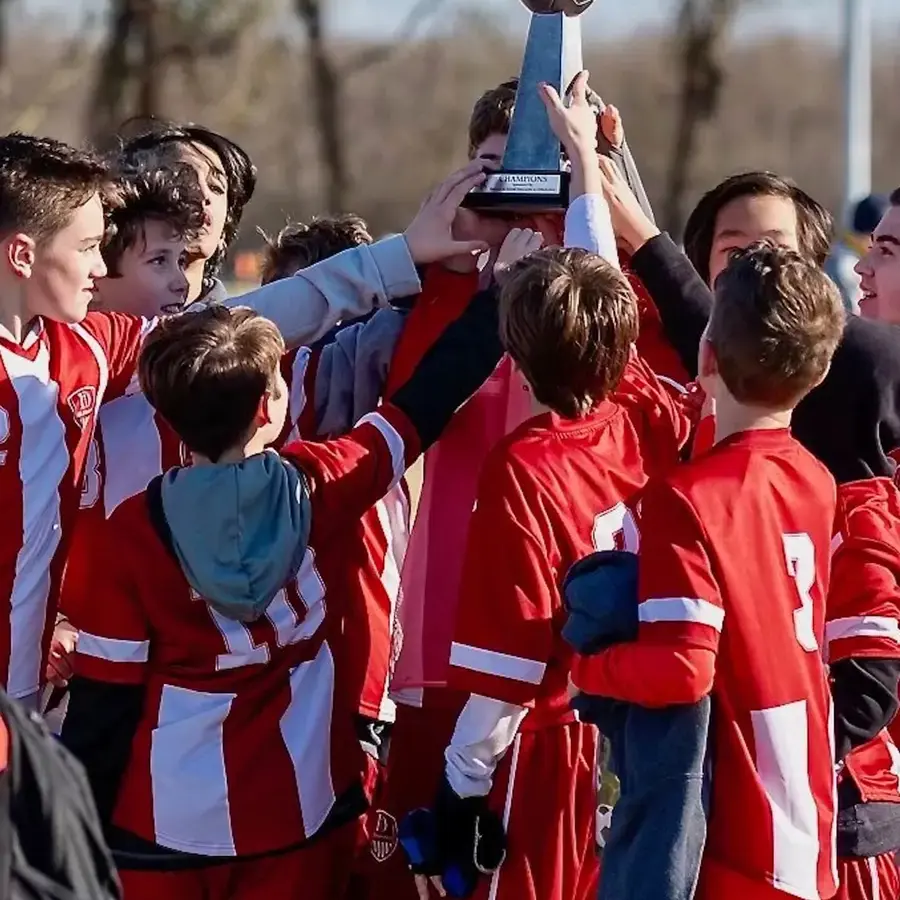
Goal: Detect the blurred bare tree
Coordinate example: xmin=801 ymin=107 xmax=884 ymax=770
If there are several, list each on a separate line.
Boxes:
xmin=293 ymin=0 xmax=449 ymax=214
xmin=89 ymin=0 xmax=267 ymax=148
xmin=0 ymin=0 xmax=10 ymax=77
xmin=663 ymin=0 xmax=743 ymax=237
xmin=294 ymin=0 xmax=348 ymax=213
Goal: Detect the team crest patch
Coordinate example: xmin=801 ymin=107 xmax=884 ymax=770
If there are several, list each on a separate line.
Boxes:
xmin=370 ymin=810 xmax=399 ymax=863
xmin=67 ymin=386 xmax=97 ymax=429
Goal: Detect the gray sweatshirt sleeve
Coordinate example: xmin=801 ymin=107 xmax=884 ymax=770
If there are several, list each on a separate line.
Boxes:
xmin=312 ymin=308 xmax=408 ymax=437
xmin=224 ymin=235 xmax=420 ymax=349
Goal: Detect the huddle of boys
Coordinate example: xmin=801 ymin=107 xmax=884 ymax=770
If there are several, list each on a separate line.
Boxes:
xmin=4 ymin=68 xmax=900 ymax=900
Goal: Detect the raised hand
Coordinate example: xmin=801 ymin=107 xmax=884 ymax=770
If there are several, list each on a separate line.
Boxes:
xmin=538 ymin=69 xmax=598 ymax=160
xmin=597 ymin=156 xmax=660 ymax=255
xmin=405 ymin=161 xmax=491 ymax=264
xmin=494 ymin=227 xmax=545 ymax=281
xmin=598 ymin=103 xmax=625 ymax=151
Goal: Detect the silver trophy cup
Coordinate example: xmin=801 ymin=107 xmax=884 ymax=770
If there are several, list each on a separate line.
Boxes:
xmin=463 ymin=0 xmax=594 ymax=214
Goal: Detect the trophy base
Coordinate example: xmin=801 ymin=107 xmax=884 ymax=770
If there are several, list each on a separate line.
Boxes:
xmin=462 ymin=170 xmax=570 ymax=215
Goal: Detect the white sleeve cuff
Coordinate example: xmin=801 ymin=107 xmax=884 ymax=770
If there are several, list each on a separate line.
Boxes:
xmin=444 ymin=694 xmax=529 ymax=798
xmin=564 ymin=193 xmax=620 ymax=269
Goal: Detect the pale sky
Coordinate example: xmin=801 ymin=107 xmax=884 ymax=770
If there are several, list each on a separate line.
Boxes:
xmin=18 ymin=0 xmax=900 ymax=43
xmin=328 ymin=0 xmax=899 ymax=41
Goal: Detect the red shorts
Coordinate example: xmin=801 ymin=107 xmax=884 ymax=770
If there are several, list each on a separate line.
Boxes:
xmin=119 ymin=822 xmax=359 ymax=900
xmin=836 ymin=854 xmax=900 ymax=900
xmin=367 ymin=695 xmax=599 ymax=900
xmin=473 ymin=719 xmax=599 ymax=900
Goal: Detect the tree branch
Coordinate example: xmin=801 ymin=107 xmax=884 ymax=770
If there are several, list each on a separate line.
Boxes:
xmin=342 ymin=0 xmax=448 ymax=77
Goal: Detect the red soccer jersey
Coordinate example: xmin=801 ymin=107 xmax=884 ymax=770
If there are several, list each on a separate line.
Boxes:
xmin=573 ymin=429 xmax=838 ymax=899
xmin=70 ymin=406 xmax=421 ymax=858
xmin=828 ymin=478 xmax=900 ymax=806
xmin=447 ymin=353 xmax=690 ymax=726
xmin=0 ymin=312 xmax=150 ymax=699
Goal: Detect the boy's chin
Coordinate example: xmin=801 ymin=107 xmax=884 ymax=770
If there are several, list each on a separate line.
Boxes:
xmin=52 ymin=297 xmax=92 ymax=325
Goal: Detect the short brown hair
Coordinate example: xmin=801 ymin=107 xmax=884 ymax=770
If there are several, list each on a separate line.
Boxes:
xmin=468 ymin=78 xmax=518 ymax=158
xmin=0 ymin=133 xmax=110 ymax=243
xmin=708 ymin=242 xmax=844 ymax=408
xmin=499 ymin=248 xmax=638 ymax=418
xmin=103 ymin=163 xmax=206 ymax=277
xmin=890 ymin=187 xmax=900 ymax=206
xmin=139 ymin=306 xmax=285 ymax=461
xmin=684 ymin=172 xmax=833 ymax=285
xmin=259 ymin=214 xmax=373 ymax=284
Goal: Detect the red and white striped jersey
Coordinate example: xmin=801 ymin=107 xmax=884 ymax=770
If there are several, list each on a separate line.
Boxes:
xmin=70 ymin=406 xmax=421 ymax=857
xmin=828 ymin=478 xmax=900 ymax=806
xmin=593 ymin=430 xmax=838 ymax=899
xmin=447 ymin=354 xmax=689 ymax=728
xmin=64 ymin=334 xmax=409 ymax=728
xmin=0 ymin=311 xmax=150 ymax=699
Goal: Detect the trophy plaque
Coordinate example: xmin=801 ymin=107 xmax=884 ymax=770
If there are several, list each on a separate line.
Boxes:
xmin=463 ymin=0 xmax=595 ymax=214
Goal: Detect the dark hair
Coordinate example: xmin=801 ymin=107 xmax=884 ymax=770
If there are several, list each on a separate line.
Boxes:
xmin=259 ymin=214 xmax=373 ymax=284
xmin=468 ymin=78 xmax=518 ymax=158
xmin=499 ymin=247 xmax=638 ymax=418
xmin=139 ymin=305 xmax=284 ymax=462
xmin=683 ymin=172 xmax=833 ymax=285
xmin=709 ymin=242 xmax=844 ymax=408
xmin=0 ymin=133 xmax=109 ymax=243
xmin=890 ymin=187 xmax=900 ymax=206
xmin=103 ymin=163 xmax=206 ymax=277
xmin=118 ymin=121 xmax=256 ymax=293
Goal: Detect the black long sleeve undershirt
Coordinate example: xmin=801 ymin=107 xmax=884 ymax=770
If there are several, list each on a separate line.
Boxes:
xmin=60 ymin=678 xmax=146 ymax=833
xmin=391 ymin=284 xmax=502 ymax=452
xmin=630 ymin=233 xmax=900 ymax=482
xmin=832 ymin=658 xmax=900 ymax=763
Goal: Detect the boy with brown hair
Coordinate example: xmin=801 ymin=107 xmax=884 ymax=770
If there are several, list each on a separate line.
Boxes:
xmin=93 ymin=162 xmax=206 ymax=318
xmin=59 ymin=212 xmax=526 ymax=898
xmin=260 ymin=214 xmax=374 ymax=285
xmin=407 ymin=78 xmax=694 ymax=900
xmin=571 ymin=243 xmax=845 ymax=900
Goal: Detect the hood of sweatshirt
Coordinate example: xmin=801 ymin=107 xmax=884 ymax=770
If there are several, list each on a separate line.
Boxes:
xmin=158 ymin=450 xmax=311 ymax=622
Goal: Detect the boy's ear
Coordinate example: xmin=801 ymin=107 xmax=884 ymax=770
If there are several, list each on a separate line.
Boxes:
xmin=257 ymin=392 xmax=273 ymax=427
xmin=5 ymin=234 xmax=36 ymax=279
xmin=698 ymin=337 xmax=718 ymax=381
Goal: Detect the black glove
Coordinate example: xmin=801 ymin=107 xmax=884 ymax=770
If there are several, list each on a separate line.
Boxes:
xmin=399 ymin=777 xmax=506 ymax=898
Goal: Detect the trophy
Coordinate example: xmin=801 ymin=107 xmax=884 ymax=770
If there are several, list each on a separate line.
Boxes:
xmin=463 ymin=0 xmax=595 ymax=214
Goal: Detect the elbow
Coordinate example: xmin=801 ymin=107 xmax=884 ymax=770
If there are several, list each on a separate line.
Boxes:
xmin=660 ymin=649 xmax=715 ymax=706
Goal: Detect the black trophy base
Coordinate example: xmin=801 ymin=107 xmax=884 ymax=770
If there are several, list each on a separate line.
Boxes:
xmin=462 ymin=170 xmax=571 ymax=215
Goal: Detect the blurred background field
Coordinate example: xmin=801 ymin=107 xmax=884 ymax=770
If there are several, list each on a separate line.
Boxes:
xmin=0 ymin=0 xmax=897 ymax=284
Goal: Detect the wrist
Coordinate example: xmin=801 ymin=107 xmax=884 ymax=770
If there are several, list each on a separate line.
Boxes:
xmin=566 ymin=143 xmax=597 ymax=168
xmin=402 ymin=232 xmax=425 ymax=266
xmin=442 ymin=254 xmax=480 ymax=275
xmin=624 ymin=222 xmax=661 ymax=255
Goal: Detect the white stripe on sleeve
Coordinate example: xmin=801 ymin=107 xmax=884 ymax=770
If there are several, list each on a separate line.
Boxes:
xmin=825 ymin=616 xmax=900 ymax=646
xmin=357 ymin=412 xmax=405 ymax=489
xmin=449 ymin=642 xmax=546 ymax=685
xmin=77 ymin=631 xmax=149 ymax=664
xmin=638 ymin=597 xmax=725 ymax=631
